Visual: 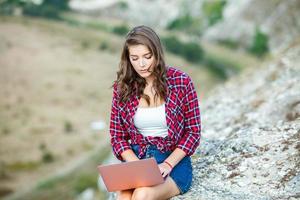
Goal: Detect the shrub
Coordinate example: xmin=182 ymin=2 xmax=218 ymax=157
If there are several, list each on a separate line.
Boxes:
xmin=182 ymin=42 xmax=204 ymax=63
xmin=162 ymin=35 xmax=241 ymax=80
xmin=162 ymin=36 xmax=182 ymax=55
xmin=37 ymin=178 xmax=56 ymax=190
xmin=42 ymin=151 xmax=55 ymax=163
xmin=167 ymin=15 xmax=203 ymax=35
xmin=162 ymin=36 xmax=204 ymax=63
xmin=42 ymin=0 xmax=69 ymax=11
xmin=2 ymin=127 xmax=10 ymax=135
xmin=99 ymin=42 xmax=109 ymax=51
xmin=202 ymin=0 xmax=226 ymax=26
xmin=248 ymin=28 xmax=269 ymax=57
xmin=73 ymin=174 xmax=98 ymax=194
xmin=112 ymin=25 xmax=129 ymax=36
xmin=64 ymin=120 xmax=73 ymax=133
xmin=39 ymin=143 xmax=47 ymax=151
xmin=203 ymin=55 xmax=229 ymax=79
xmin=23 ymin=3 xmax=61 ymax=20
xmin=167 ymin=14 xmax=194 ymax=30
xmin=217 ymin=39 xmax=239 ymax=49
xmin=117 ymin=1 xmax=128 ymax=10
xmin=0 ymin=0 xmax=69 ymax=20
xmin=80 ymin=40 xmax=90 ymax=49
xmin=0 ymin=0 xmax=26 ymax=15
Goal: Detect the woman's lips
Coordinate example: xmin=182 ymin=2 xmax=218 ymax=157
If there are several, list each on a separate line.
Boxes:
xmin=140 ymin=68 xmax=149 ymax=73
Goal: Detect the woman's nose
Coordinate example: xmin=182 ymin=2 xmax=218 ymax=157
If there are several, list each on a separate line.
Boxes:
xmin=139 ymin=58 xmax=146 ymax=67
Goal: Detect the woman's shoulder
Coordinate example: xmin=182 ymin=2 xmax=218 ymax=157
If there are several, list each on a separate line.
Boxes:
xmin=112 ymin=81 xmax=123 ymax=99
xmin=166 ymin=66 xmax=193 ymax=85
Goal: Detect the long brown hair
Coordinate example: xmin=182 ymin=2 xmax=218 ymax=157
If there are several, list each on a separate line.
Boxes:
xmin=115 ymin=25 xmax=168 ymax=105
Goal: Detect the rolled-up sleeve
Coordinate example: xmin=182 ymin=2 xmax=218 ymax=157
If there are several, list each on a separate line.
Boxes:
xmin=177 ymin=77 xmax=201 ymax=156
xmin=109 ymin=84 xmax=131 ymax=161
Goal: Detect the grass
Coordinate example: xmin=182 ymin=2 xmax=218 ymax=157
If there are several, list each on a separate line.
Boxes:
xmin=162 ymin=34 xmax=244 ymax=80
xmin=6 ymin=161 xmax=41 ymax=171
xmin=0 ymin=14 xmax=118 ymax=199
xmin=201 ymin=40 xmax=260 ymax=73
xmin=73 ymin=173 xmax=98 ymax=194
xmin=203 ymin=54 xmax=240 ymax=79
xmin=9 ymin=145 xmax=111 ymax=200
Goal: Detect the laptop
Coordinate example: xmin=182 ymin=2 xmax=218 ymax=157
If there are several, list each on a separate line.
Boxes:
xmin=97 ymin=158 xmax=164 ymax=192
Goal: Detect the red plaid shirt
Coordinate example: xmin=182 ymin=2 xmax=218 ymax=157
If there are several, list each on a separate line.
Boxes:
xmin=109 ymin=66 xmax=201 ymax=161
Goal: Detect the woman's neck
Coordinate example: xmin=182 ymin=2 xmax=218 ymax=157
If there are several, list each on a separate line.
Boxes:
xmin=145 ymin=75 xmax=155 ymax=86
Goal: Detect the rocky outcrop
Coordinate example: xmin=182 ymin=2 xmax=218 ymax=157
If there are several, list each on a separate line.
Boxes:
xmin=204 ymin=0 xmax=300 ymax=54
xmin=69 ymin=0 xmax=207 ymax=28
xmin=69 ymin=0 xmax=300 ymax=55
xmin=69 ymin=0 xmax=182 ymax=27
xmin=105 ymin=41 xmax=300 ymax=200
xmin=172 ymin=41 xmax=300 ymax=199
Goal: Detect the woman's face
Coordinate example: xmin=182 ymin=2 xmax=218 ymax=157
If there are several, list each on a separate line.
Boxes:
xmin=128 ymin=44 xmax=155 ymax=80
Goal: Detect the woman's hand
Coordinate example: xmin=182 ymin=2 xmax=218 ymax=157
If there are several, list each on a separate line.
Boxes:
xmin=158 ymin=162 xmax=172 ymax=178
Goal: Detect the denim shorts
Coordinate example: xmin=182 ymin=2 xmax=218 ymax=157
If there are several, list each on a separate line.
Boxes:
xmin=130 ymin=144 xmax=193 ymax=194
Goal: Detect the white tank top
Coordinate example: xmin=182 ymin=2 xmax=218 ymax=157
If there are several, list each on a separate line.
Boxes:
xmin=133 ymin=103 xmax=168 ymax=138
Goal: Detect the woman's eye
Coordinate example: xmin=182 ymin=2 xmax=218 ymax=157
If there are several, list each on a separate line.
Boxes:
xmin=130 ymin=55 xmax=151 ymax=61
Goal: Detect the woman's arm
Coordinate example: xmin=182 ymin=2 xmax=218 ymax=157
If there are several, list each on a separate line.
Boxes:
xmin=159 ymin=148 xmax=186 ymax=177
xmin=110 ymin=84 xmax=131 ymax=161
xmin=121 ymin=149 xmax=140 ymax=162
xmin=160 ymin=76 xmax=201 ymax=176
xmin=164 ymin=148 xmax=186 ymax=167
xmin=177 ymin=76 xmax=201 ymax=156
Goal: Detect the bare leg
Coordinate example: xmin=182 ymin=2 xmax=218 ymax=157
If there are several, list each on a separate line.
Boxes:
xmin=116 ymin=189 xmax=134 ymax=200
xmin=131 ymin=176 xmax=180 ymax=200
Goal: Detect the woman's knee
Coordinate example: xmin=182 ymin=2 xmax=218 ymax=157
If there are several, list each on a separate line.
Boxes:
xmin=132 ymin=187 xmax=153 ymax=200
xmin=117 ymin=190 xmax=133 ymax=200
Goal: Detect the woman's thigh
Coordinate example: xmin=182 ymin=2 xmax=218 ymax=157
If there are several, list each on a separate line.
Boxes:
xmin=131 ymin=144 xmax=193 ymax=194
xmin=132 ymin=176 xmax=180 ymax=200
xmin=117 ymin=189 xmax=134 ymax=200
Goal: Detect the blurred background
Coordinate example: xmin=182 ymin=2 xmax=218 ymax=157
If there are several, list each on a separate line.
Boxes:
xmin=0 ymin=0 xmax=299 ymax=200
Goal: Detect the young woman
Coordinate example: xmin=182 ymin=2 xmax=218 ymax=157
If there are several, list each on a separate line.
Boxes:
xmin=109 ymin=25 xmax=201 ymax=200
